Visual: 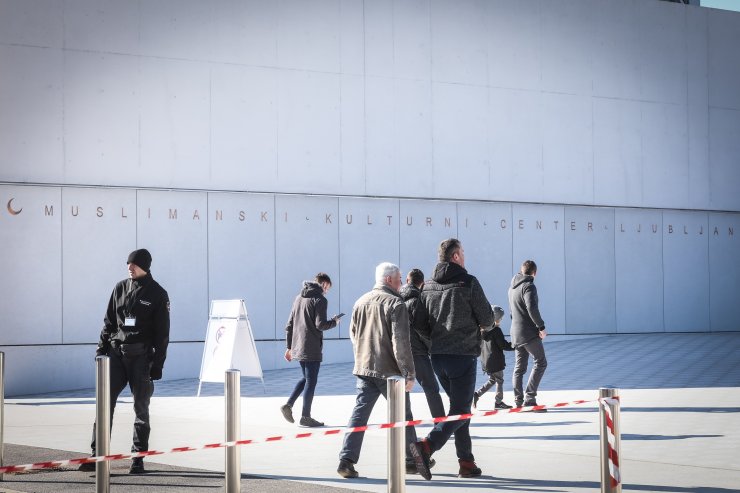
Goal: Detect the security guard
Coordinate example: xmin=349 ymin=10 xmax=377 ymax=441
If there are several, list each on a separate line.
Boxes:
xmin=79 ymin=248 xmax=170 ymax=474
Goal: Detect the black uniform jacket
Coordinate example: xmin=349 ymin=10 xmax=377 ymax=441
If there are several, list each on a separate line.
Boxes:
xmin=96 ymin=273 xmax=170 ymax=375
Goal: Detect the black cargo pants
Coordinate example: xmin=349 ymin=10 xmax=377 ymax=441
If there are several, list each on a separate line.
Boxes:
xmin=90 ymin=343 xmax=154 ymax=454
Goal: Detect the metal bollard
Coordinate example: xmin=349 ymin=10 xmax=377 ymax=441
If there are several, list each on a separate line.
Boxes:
xmin=95 ymin=356 xmax=110 ymax=493
xmin=599 ymin=387 xmax=621 ymax=493
xmin=1 ymin=351 xmax=5 ymax=482
xmin=225 ymin=369 xmax=241 ymax=493
xmin=387 ymin=376 xmax=406 ymax=493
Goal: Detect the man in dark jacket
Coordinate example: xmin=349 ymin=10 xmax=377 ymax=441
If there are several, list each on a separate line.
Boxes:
xmin=281 ymin=273 xmax=340 ymax=427
xmin=508 ymin=260 xmax=548 ymax=410
xmin=80 ymin=248 xmax=170 ymax=474
xmin=400 ymin=269 xmax=445 ymax=418
xmin=409 ymin=238 xmax=494 ymax=481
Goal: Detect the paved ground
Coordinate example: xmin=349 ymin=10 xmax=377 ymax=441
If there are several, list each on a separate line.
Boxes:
xmin=0 ymin=443 xmax=365 ymax=493
xmin=2 ymin=332 xmax=740 ymax=492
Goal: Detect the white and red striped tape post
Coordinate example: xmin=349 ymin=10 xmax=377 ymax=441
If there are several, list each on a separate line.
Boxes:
xmin=0 ymin=397 xmax=595 ymax=474
xmin=599 ymin=396 xmax=621 ymax=488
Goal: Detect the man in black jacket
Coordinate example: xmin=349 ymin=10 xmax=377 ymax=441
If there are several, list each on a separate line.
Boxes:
xmin=508 ymin=260 xmax=548 ymax=410
xmin=400 ymin=269 xmax=445 ymax=419
xmin=80 ymin=248 xmax=170 ymax=474
xmin=409 ymin=238 xmax=493 ymax=481
xmin=281 ymin=273 xmax=340 ymax=427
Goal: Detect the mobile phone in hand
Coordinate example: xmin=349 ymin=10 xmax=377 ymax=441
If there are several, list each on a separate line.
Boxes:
xmin=334 ymin=313 xmax=345 ymax=319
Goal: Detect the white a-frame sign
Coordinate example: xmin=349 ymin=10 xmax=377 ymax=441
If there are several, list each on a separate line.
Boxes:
xmin=197 ymin=299 xmax=264 ymax=396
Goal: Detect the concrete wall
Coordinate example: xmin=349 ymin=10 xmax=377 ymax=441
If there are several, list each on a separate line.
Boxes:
xmin=1 ymin=184 xmax=738 ymax=395
xmin=0 ymin=0 xmax=739 ymax=209
xmin=1 ymin=0 xmax=739 ymax=394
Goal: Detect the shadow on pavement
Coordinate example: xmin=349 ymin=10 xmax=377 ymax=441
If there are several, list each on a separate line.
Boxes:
xmin=622 ymin=407 xmax=740 ymax=413
xmin=471 ymin=433 xmax=722 ymax=441
xmin=0 ymin=443 xmax=365 ymax=493
xmin=470 ymin=420 xmax=590 ymax=428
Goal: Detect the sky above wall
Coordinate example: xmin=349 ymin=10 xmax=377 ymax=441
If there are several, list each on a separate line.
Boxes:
xmin=702 ymin=0 xmax=740 ymax=12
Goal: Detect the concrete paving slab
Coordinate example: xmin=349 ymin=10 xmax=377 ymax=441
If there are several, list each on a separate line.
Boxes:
xmin=2 ymin=333 xmax=740 ymax=492
xmin=0 ymin=443 xmax=365 ymax=493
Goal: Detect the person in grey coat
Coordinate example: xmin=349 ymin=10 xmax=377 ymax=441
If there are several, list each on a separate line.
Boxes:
xmin=508 ymin=260 xmax=548 ymax=411
xmin=281 ymin=273 xmax=340 ymax=427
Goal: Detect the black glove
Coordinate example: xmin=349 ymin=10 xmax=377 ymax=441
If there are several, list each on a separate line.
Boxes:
xmin=150 ymin=367 xmax=163 ymax=380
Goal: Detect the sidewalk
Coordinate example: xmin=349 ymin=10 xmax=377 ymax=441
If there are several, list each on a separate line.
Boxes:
xmin=2 ymin=333 xmax=740 ymax=492
xmin=0 ymin=443 xmax=365 ymax=493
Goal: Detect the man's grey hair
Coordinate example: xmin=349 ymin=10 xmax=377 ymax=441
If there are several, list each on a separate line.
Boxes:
xmin=375 ymin=262 xmax=400 ymax=284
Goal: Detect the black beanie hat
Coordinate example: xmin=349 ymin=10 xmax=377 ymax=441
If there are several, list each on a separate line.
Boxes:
xmin=127 ymin=248 xmax=152 ymax=272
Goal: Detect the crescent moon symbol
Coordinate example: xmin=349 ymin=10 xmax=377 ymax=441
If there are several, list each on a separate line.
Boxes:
xmin=7 ymin=198 xmax=22 ymax=216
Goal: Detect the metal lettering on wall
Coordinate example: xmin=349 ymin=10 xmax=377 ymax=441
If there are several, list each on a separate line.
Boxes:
xmin=4 ymin=197 xmax=736 ymax=238
xmin=0 ymin=186 xmax=738 ymax=351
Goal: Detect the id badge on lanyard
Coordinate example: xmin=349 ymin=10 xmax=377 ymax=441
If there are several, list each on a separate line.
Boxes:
xmin=125 ymin=279 xmax=139 ymax=327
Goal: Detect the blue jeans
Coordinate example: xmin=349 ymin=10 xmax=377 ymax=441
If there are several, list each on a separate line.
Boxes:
xmin=287 ymin=361 xmax=321 ymax=418
xmin=339 ymin=375 xmax=418 ymax=464
xmin=413 ymin=354 xmax=446 ymax=418
xmin=425 ymin=354 xmax=477 ymax=461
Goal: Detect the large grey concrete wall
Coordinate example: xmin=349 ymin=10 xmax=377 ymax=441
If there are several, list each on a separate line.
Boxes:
xmin=1 ymin=0 xmax=739 ymax=394
xmin=0 ymin=184 xmax=738 ymax=395
xmin=1 ymin=0 xmax=739 ymax=209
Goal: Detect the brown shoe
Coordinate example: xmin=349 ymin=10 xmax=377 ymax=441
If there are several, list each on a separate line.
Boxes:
xmin=458 ymin=459 xmax=482 ymax=478
xmin=407 ymin=457 xmax=436 ymax=474
xmin=408 ymin=439 xmax=433 ymax=480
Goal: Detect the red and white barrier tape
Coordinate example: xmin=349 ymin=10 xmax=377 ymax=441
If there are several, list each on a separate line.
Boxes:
xmin=0 ymin=398 xmax=594 ymax=474
xmin=599 ymin=397 xmax=621 ymax=487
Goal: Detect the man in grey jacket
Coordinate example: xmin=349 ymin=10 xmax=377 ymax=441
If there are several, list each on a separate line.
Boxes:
xmin=508 ymin=260 xmax=548 ymax=410
xmin=409 ymin=238 xmax=493 ymax=480
xmin=337 ymin=262 xmax=418 ymax=479
xmin=281 ymin=273 xmax=340 ymax=427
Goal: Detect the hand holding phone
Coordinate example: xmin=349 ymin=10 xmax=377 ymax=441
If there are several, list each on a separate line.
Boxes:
xmin=333 ymin=313 xmax=345 ymax=321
